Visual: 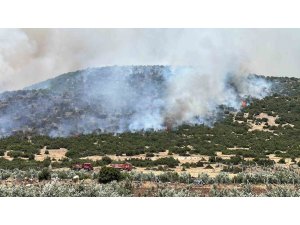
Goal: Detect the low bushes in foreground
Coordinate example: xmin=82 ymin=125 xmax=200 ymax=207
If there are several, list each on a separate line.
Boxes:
xmin=0 ymin=180 xmax=299 ymax=197
xmin=1 ymin=167 xmax=300 ymax=185
xmin=0 ymin=181 xmax=132 ymax=197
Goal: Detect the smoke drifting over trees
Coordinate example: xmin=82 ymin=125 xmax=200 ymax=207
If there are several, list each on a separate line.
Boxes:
xmin=0 ymin=66 xmax=271 ymax=137
xmin=0 ymin=29 xmax=294 ymax=136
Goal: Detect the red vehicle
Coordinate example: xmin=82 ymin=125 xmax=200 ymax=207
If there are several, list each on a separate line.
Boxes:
xmin=82 ymin=163 xmax=93 ymax=171
xmin=72 ymin=163 xmax=93 ymax=171
xmin=111 ymin=163 xmax=133 ymax=171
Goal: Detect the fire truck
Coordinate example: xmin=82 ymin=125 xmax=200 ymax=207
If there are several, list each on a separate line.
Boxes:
xmin=110 ymin=163 xmax=133 ymax=171
xmin=72 ymin=163 xmax=94 ymax=171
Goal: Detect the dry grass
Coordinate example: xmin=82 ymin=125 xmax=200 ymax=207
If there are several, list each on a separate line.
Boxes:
xmin=1 ymin=151 xmax=14 ymax=161
xmin=133 ymin=163 xmax=228 ymax=178
xmin=257 ymin=113 xmax=279 ymax=126
xmin=80 ymin=150 xmax=209 ymax=163
xmin=35 ymin=147 xmax=68 ymax=161
xmin=0 ymin=151 xmax=31 ymax=161
xmin=248 ymin=113 xmax=279 ymax=132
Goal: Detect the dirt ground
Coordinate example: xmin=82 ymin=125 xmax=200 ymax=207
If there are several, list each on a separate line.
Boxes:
xmin=256 ymin=113 xmax=279 ymax=126
xmin=0 ymin=147 xmax=68 ymax=162
xmin=80 ymin=151 xmax=234 ymax=177
xmin=1 ymin=151 xmax=30 ymax=161
xmin=130 ymin=164 xmax=229 ymax=178
xmin=248 ymin=113 xmax=279 ymax=132
xmin=2 ymin=151 xmax=14 ymax=161
xmin=268 ymin=154 xmax=298 ymax=166
xmin=81 ymin=151 xmax=228 ymax=164
xmin=80 ymin=150 xmax=170 ymax=161
xmin=35 ymin=147 xmax=68 ymax=161
xmin=79 ymin=150 xmax=297 ymax=177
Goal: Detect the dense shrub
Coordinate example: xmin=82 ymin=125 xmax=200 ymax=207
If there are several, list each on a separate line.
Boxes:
xmin=182 ymin=161 xmax=204 ymax=168
xmin=0 ymin=158 xmax=43 ymax=170
xmin=98 ymin=166 xmax=121 ymax=184
xmin=157 ymin=172 xmax=179 ymax=183
xmin=222 ymin=166 xmax=243 ymax=173
xmin=7 ymin=151 xmax=24 ymax=158
xmin=145 ymin=153 xmax=155 ymax=157
xmin=215 ymin=173 xmax=231 ymax=184
xmin=38 ymin=168 xmax=51 ymax=181
xmin=0 ymin=150 xmax=5 ymax=157
xmin=28 ymin=154 xmax=35 ymax=160
xmin=278 ymin=158 xmax=286 ymax=164
xmin=102 ymin=156 xmax=112 ymax=165
xmin=42 ymin=158 xmax=51 ymax=168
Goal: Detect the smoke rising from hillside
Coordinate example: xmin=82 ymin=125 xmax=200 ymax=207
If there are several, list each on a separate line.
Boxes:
xmin=0 ymin=66 xmax=271 ymax=137
xmin=0 ymin=29 xmax=290 ymax=136
xmin=0 ymin=29 xmax=300 ymax=91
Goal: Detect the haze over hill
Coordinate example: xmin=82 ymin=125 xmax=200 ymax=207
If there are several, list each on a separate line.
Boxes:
xmin=1 ymin=29 xmax=300 ymax=91
xmin=0 ymin=66 xmax=271 ymax=137
xmin=2 ymin=29 xmax=299 ymax=137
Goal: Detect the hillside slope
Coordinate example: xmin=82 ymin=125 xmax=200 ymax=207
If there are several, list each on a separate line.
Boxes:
xmin=0 ymin=66 xmax=274 ymax=137
xmin=0 ymin=75 xmax=299 ymax=170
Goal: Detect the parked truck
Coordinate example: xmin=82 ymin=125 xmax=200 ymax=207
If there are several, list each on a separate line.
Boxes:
xmin=72 ymin=163 xmax=94 ymax=171
xmin=110 ymin=163 xmax=133 ymax=171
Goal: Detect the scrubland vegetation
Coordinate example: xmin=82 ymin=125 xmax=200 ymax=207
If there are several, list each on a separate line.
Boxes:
xmin=1 ymin=168 xmax=300 ymax=196
xmin=0 ymin=76 xmax=300 ymax=169
xmin=0 ymin=76 xmax=300 ymax=196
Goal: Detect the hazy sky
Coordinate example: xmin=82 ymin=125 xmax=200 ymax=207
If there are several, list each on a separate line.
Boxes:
xmin=1 ymin=28 xmax=300 ymax=91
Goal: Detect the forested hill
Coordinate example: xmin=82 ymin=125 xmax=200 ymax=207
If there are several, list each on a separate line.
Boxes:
xmin=0 ymin=75 xmax=300 ymax=170
xmin=0 ymin=66 xmax=171 ymax=136
xmin=0 ymin=65 xmax=272 ymax=137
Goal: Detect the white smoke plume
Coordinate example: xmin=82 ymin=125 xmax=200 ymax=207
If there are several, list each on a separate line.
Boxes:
xmin=0 ymin=65 xmax=271 ymax=137
xmin=0 ymin=28 xmax=291 ymax=136
xmin=0 ymin=29 xmax=300 ymax=91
